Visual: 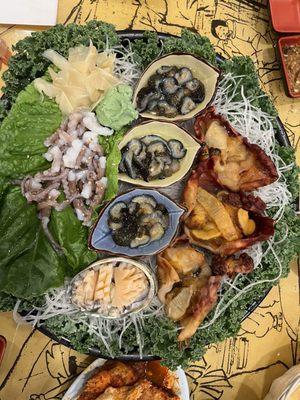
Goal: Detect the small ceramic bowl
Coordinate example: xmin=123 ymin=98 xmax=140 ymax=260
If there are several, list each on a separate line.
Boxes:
xmin=278 ymin=35 xmax=300 ymax=98
xmin=269 ymin=0 xmax=300 ymax=32
xmin=118 ymin=120 xmax=201 ymax=188
xmin=89 ymin=188 xmax=186 ymax=257
xmin=132 ymin=52 xmax=221 ymax=122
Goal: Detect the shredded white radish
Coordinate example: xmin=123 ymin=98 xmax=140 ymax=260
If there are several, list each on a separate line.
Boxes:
xmin=105 ymin=39 xmax=141 ymax=86
xmin=15 ymin=284 xmax=163 ymax=358
xmin=14 ymin=71 xmax=295 ymax=350
xmin=198 ymin=242 xmax=283 ymax=331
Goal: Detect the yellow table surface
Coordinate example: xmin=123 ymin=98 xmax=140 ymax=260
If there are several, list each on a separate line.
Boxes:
xmin=0 ymin=1 xmax=299 ymax=399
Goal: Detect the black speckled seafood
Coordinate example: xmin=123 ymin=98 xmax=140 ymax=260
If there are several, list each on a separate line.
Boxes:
xmin=118 ymin=121 xmax=201 ymax=187
xmin=89 ymin=188 xmax=186 ymax=257
xmin=133 ymin=53 xmax=221 ymax=122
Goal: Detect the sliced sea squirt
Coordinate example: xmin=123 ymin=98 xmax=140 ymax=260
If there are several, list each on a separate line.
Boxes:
xmin=71 ymin=258 xmax=155 ymax=318
xmin=194 ymin=107 xmax=278 ymax=191
xmin=118 ymin=121 xmax=201 ymax=187
xmin=107 ymin=195 xmax=169 ymax=248
xmin=133 ymin=53 xmax=220 ymax=122
xmin=157 ymin=240 xmax=254 ymax=341
xmin=182 ymin=162 xmax=275 ymax=255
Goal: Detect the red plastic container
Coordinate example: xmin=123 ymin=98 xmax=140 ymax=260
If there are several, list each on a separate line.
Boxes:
xmin=270 ymin=0 xmax=300 ymax=32
xmin=278 ymin=35 xmax=300 ymax=98
xmin=0 ymin=335 xmax=6 ymax=366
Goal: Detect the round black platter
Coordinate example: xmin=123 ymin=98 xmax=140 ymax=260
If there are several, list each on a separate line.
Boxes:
xmin=27 ymin=30 xmax=290 ymax=360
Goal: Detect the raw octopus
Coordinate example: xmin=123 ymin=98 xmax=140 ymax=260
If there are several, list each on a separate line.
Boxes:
xmin=22 ymin=110 xmax=113 ymax=247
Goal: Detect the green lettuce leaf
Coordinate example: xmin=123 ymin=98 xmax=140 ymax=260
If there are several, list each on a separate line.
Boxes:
xmin=99 ymin=127 xmax=126 ymax=201
xmin=49 ymin=205 xmax=97 ymax=274
xmin=0 ymin=84 xmax=62 ymax=186
xmin=0 ymin=83 xmax=96 ymax=297
xmin=0 ymin=186 xmax=68 ymax=299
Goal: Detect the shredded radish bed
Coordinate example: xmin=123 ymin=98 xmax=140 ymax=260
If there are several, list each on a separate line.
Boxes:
xmin=15 ymin=66 xmax=294 ymax=356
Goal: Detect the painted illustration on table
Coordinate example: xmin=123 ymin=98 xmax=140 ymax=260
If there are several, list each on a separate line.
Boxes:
xmin=0 ymin=332 xmax=91 ymax=400
xmin=0 ymin=1 xmax=299 ymax=400
xmin=186 ymin=260 xmax=299 ymax=399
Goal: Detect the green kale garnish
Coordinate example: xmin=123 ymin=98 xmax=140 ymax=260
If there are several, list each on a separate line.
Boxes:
xmin=164 ymin=29 xmax=217 ymax=66
xmin=132 ymin=28 xmax=217 ymax=69
xmin=277 ymin=145 xmax=300 ymax=201
xmin=0 ymin=24 xmax=298 ymax=369
xmin=131 ymin=31 xmax=162 ymax=69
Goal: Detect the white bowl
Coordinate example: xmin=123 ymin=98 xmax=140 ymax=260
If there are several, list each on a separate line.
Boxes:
xmin=62 ymin=358 xmax=190 ymax=400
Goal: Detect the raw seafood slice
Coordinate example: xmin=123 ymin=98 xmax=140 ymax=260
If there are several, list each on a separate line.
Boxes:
xmin=133 ymin=53 xmax=220 ymax=122
xmin=94 ymin=264 xmax=114 ymax=305
xmin=182 ymin=160 xmax=274 ymax=255
xmin=178 ymin=275 xmax=222 ymax=342
xmin=71 ymin=258 xmax=154 ymax=318
xmin=117 ymin=121 xmax=201 ymax=188
xmin=160 ymin=244 xmax=205 ymax=276
xmin=157 ymin=256 xmax=180 ymax=303
xmin=211 ymin=253 xmax=254 ymax=277
xmin=73 ymin=269 xmax=97 ymax=308
xmin=194 ymin=107 xmax=278 ymax=192
xmin=112 ymin=263 xmax=149 ymax=310
xmin=157 ymin=240 xmax=254 ymax=341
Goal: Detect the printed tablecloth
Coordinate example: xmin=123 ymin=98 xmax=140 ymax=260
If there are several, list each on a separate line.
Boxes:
xmin=0 ymin=1 xmax=299 ymax=399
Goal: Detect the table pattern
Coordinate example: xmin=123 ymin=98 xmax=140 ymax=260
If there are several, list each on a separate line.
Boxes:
xmin=0 ymin=1 xmax=299 ymax=399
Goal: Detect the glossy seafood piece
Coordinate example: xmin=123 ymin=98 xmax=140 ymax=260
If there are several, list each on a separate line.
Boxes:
xmin=118 ymin=121 xmax=201 ymax=187
xmin=136 ymin=65 xmax=205 ymax=118
xmin=133 ymin=53 xmax=220 ymax=122
xmin=21 ymin=110 xmax=109 ymax=235
xmin=211 ymin=253 xmax=254 ymax=277
xmin=194 ymin=107 xmax=278 ymax=191
xmin=157 ymin=240 xmax=255 ymax=341
xmin=182 ymin=163 xmax=274 ymax=255
xmin=178 ymin=275 xmax=222 ymax=342
xmin=157 ymin=241 xmax=216 ymax=342
xmin=107 ymin=195 xmax=169 ymax=249
xmin=90 ymin=189 xmax=185 ymax=257
xmin=70 ymin=257 xmax=156 ymax=318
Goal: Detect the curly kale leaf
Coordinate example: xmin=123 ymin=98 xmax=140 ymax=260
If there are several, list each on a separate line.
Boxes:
xmin=131 ymin=31 xmax=162 ymax=69
xmin=164 ymin=29 xmax=217 ymax=66
xmin=132 ymin=28 xmax=217 ymax=69
xmin=277 ymin=145 xmax=300 ymax=201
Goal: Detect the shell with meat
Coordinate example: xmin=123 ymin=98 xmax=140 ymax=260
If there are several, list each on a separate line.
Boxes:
xmin=194 ymin=107 xmax=278 ymax=192
xmin=157 ymin=240 xmax=254 ymax=341
xmin=182 ymin=159 xmax=275 ymax=255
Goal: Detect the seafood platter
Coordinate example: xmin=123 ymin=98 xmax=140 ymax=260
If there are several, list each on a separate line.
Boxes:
xmin=0 ymin=22 xmax=298 ymax=368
